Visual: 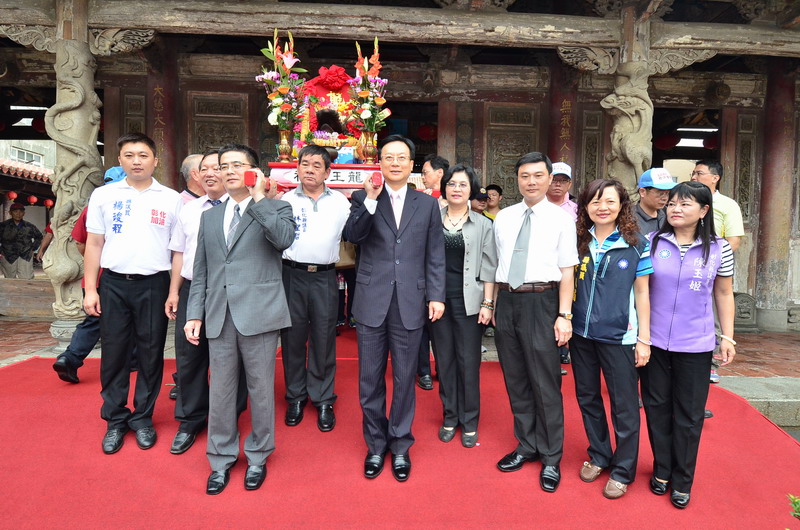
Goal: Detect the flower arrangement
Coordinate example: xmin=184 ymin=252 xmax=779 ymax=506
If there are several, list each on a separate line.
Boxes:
xmin=347 ymin=37 xmax=391 ymax=133
xmin=256 ymin=29 xmax=308 ymax=130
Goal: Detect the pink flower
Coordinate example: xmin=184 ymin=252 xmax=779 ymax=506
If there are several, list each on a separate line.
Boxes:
xmin=282 ymin=52 xmax=300 ymax=70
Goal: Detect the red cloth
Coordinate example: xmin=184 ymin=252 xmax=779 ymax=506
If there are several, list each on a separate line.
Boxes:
xmin=304 ymin=65 xmax=353 ymax=107
xmin=45 ymin=222 xmax=53 ymax=234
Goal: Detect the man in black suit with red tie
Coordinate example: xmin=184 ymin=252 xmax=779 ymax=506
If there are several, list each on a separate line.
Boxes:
xmin=344 ymin=135 xmax=445 ymax=482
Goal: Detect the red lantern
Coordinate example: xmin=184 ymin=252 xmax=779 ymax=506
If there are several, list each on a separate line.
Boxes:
xmin=6 ymin=191 xmax=17 ymax=200
xmin=32 ymin=117 xmax=46 ymax=134
xmin=703 ymin=136 xmax=719 ymax=150
xmin=417 ymin=124 xmax=437 ymax=142
xmin=653 ymin=134 xmax=680 ymax=151
xmin=27 ymin=195 xmax=38 ymax=205
xmin=44 ymin=199 xmax=54 ymax=208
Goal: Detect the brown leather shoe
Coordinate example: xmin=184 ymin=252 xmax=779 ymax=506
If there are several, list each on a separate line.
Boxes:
xmin=603 ymin=479 xmax=628 ymax=499
xmin=579 ymin=461 xmax=604 ymax=482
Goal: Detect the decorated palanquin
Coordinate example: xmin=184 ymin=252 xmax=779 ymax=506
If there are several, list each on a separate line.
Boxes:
xmin=300 ymin=65 xmax=359 ymax=151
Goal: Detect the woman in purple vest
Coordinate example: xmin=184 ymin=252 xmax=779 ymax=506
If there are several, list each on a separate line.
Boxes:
xmin=570 ymin=179 xmax=653 ymax=500
xmin=641 ymin=181 xmax=736 ymax=509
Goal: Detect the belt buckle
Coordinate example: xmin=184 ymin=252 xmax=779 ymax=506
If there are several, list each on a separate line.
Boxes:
xmin=124 ymin=273 xmax=135 ymax=281
xmin=307 ymin=265 xmax=318 ymax=273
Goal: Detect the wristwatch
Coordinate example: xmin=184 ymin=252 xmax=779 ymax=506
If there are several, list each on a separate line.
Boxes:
xmin=558 ymin=312 xmax=573 ymax=320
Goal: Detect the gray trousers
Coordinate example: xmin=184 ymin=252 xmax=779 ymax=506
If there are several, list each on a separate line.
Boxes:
xmin=207 ymin=309 xmax=278 ymax=472
xmin=0 ymin=255 xmax=33 ymax=279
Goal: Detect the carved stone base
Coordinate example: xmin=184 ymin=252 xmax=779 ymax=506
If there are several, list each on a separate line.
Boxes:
xmin=49 ymin=319 xmax=82 ymax=353
xmin=733 ymin=292 xmax=759 ymax=333
xmin=756 ymin=308 xmax=789 ymax=332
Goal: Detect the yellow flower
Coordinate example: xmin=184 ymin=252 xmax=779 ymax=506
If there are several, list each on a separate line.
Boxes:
xmin=358 ymin=90 xmax=370 ymax=98
xmin=374 ymin=97 xmax=386 ymax=106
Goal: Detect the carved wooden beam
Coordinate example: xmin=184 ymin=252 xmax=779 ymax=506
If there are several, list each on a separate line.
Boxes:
xmin=0 ymin=24 xmax=154 ymax=55
xmin=777 ymin=1 xmax=800 ymax=29
xmin=1 ymin=0 xmax=799 ymax=57
xmin=637 ymin=0 xmax=664 ymax=23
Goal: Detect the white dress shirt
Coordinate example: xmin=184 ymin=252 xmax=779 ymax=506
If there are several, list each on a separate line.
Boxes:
xmin=364 ymin=183 xmax=409 ymax=228
xmin=223 ymin=196 xmax=252 ymax=247
xmin=86 ymin=178 xmax=181 ymax=275
xmin=494 ymin=199 xmax=579 ymax=283
xmin=281 ymin=186 xmax=350 ymax=264
xmin=168 ymin=193 xmax=228 ymax=280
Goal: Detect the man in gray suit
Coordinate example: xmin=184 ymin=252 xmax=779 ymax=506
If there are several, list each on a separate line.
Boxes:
xmin=344 ymin=135 xmax=446 ymax=482
xmin=185 ymin=143 xmax=295 ymax=495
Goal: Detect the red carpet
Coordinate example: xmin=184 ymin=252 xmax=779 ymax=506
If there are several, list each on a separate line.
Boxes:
xmin=2 ymin=328 xmax=799 ymax=529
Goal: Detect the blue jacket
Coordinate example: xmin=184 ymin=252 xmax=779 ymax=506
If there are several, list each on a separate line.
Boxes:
xmin=572 ymin=231 xmax=649 ymax=345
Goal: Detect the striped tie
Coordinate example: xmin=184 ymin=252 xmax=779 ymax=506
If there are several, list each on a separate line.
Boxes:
xmin=227 ymin=204 xmax=240 ymax=250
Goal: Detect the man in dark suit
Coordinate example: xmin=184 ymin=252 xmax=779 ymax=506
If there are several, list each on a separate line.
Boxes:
xmin=344 ymin=135 xmax=446 ymax=482
xmin=185 ymin=143 xmax=296 ymax=495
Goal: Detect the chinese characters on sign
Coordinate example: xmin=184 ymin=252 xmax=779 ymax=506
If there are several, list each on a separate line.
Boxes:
xmin=559 ymin=98 xmax=573 ymax=164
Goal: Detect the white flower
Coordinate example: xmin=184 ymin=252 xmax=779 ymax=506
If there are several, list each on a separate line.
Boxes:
xmin=361 ymin=103 xmax=370 ymax=110
xmin=360 ymin=109 xmax=372 ymax=119
xmin=268 ymin=111 xmax=279 ymax=125
xmin=273 ymin=97 xmax=284 ymax=106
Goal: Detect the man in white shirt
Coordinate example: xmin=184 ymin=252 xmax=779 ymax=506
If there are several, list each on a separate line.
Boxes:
xmin=84 ymin=132 xmax=181 ymax=455
xmin=164 ymin=149 xmax=247 ymax=455
xmin=280 ymin=145 xmax=350 ymax=431
xmin=179 ymin=153 xmax=204 ymax=204
xmin=492 ymin=152 xmax=578 ymax=493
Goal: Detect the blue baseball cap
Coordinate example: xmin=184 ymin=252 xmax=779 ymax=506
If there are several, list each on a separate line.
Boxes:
xmin=103 ymin=166 xmax=126 ymax=184
xmin=638 ymin=168 xmax=676 ymax=190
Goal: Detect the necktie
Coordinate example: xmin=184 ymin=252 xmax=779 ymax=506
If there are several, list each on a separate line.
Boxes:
xmin=210 ymin=199 xmax=222 ymax=206
xmin=390 ymin=193 xmax=402 ymax=229
xmin=507 ymin=208 xmax=531 ymax=289
xmin=227 ymin=204 xmax=240 ymax=250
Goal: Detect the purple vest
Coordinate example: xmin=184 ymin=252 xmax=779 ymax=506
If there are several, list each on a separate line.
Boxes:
xmin=649 ymin=233 xmax=723 ymax=353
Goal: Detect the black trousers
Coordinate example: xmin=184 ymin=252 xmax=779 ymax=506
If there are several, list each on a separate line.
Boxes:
xmin=174 ymin=280 xmax=248 ymax=433
xmin=640 ymin=346 xmax=713 ymax=494
xmin=280 ymin=264 xmax=338 ymax=405
xmin=356 ymin=289 xmax=422 ymax=455
xmin=430 ymin=296 xmax=482 ymax=432
xmin=494 ymin=289 xmax=563 ymax=465
xmin=99 ymin=270 xmax=169 ymax=430
xmin=569 ymin=334 xmax=640 ymax=484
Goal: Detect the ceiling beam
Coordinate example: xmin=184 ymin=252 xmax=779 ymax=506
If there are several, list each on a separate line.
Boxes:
xmin=1 ymin=0 xmax=799 ymax=58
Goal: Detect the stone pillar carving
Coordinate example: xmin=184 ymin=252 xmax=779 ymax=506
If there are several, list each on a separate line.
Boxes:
xmin=0 ymin=23 xmax=154 ymax=348
xmin=600 ymin=61 xmax=653 ymax=190
xmin=43 ymin=39 xmax=104 ymax=347
xmin=558 ymin=45 xmax=715 ymax=190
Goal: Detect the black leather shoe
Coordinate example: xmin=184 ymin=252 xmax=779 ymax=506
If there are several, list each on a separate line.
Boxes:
xmin=391 ymin=453 xmax=412 ymax=482
xmin=497 ymin=450 xmax=538 ymax=472
xmin=671 ymin=490 xmax=690 ymax=509
xmin=364 ymin=452 xmax=385 ymax=479
xmin=650 ymin=475 xmax=669 ymax=495
xmin=417 ymin=375 xmax=434 ymax=391
xmin=169 ymin=386 xmax=178 ymax=400
xmin=102 ymin=427 xmax=128 ymax=454
xmin=317 ymin=404 xmax=335 ymax=432
xmin=540 ymin=464 xmax=561 ymax=492
xmin=206 ymin=469 xmax=230 ymax=495
xmin=53 ymin=357 xmax=79 ymax=384
xmin=244 ymin=464 xmax=267 ymax=490
xmin=170 ymin=431 xmax=196 ymax=455
xmin=438 ymin=426 xmax=456 ymax=443
xmin=285 ymin=399 xmax=307 ymax=426
xmin=134 ymin=427 xmax=157 ymax=449
xmin=461 ymin=432 xmax=478 ymax=448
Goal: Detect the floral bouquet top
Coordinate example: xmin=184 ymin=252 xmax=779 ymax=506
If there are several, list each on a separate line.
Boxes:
xmin=347 ymin=38 xmax=391 ymax=133
xmin=257 ymin=29 xmax=308 ymax=130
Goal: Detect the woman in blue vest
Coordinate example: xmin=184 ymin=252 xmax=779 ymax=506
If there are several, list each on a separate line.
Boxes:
xmin=571 ymin=179 xmax=653 ymax=500
xmin=642 ymin=181 xmax=736 ymax=509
